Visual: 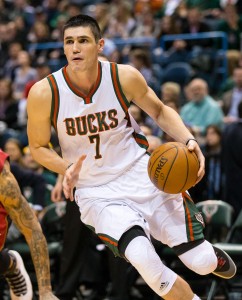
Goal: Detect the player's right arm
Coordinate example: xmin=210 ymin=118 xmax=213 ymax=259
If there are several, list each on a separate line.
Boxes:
xmin=27 ymin=79 xmax=69 ymax=175
xmin=0 ymin=161 xmax=59 ymax=299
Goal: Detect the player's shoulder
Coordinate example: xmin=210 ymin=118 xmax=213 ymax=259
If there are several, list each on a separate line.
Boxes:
xmin=117 ymin=63 xmax=145 ymax=84
xmin=29 ymin=77 xmax=50 ymax=94
xmin=117 ymin=63 xmax=140 ymax=76
xmin=28 ymin=77 xmax=52 ymax=103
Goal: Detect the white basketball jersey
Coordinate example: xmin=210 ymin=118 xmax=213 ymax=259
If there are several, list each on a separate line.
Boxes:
xmin=47 ymin=61 xmax=148 ymax=188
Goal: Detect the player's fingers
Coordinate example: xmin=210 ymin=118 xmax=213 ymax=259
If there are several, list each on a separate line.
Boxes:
xmin=186 ymin=140 xmax=197 ymax=151
xmin=64 ymin=171 xmax=73 ymax=185
xmin=195 ymin=157 xmax=205 ymax=184
xmin=63 ymin=188 xmax=69 ymax=200
xmin=62 ymin=177 xmax=71 ymax=199
xmin=195 ymin=169 xmax=205 ymax=184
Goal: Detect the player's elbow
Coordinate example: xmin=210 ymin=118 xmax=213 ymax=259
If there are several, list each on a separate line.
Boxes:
xmin=153 ymin=104 xmax=164 ymax=124
xmin=29 ymin=144 xmax=41 ymax=161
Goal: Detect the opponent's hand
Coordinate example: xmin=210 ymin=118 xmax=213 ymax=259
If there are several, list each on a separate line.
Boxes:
xmin=51 ymin=180 xmax=63 ymax=202
xmin=186 ymin=140 xmax=205 ymax=184
xmin=39 ymin=291 xmax=59 ymax=300
xmin=63 ymin=155 xmax=86 ymax=201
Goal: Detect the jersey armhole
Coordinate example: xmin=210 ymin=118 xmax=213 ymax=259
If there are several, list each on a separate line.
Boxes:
xmin=110 ymin=62 xmax=130 ymax=114
xmin=47 ymin=74 xmax=60 ymax=132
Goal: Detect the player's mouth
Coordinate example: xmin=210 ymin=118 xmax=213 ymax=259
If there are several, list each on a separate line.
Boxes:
xmin=72 ymin=57 xmax=83 ymax=62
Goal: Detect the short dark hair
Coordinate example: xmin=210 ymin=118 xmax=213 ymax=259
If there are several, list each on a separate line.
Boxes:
xmin=63 ymin=14 xmax=102 ymax=43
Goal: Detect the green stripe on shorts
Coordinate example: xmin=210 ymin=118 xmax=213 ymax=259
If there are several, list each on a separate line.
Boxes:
xmin=98 ymin=233 xmax=120 ymax=257
xmin=183 ymin=194 xmax=205 ymax=242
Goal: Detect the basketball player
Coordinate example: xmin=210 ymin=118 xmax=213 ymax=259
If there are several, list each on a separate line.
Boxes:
xmin=0 ymin=149 xmax=59 ymax=300
xmin=27 ymin=14 xmax=236 ymax=299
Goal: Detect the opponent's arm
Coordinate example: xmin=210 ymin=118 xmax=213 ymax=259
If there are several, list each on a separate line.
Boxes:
xmin=118 ymin=64 xmax=205 ymax=181
xmin=0 ymin=161 xmax=58 ymax=299
xmin=27 ymin=79 xmax=69 ymax=175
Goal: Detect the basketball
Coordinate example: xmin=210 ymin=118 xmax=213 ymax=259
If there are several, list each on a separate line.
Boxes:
xmin=147 ymin=142 xmax=199 ymax=194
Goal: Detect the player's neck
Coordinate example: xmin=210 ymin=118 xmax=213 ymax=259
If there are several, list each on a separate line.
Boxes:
xmin=66 ymin=64 xmax=99 ymax=96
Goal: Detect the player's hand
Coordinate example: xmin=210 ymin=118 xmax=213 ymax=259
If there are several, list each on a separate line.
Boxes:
xmin=39 ymin=291 xmax=59 ymax=300
xmin=63 ymin=155 xmax=86 ymax=201
xmin=186 ymin=140 xmax=205 ymax=184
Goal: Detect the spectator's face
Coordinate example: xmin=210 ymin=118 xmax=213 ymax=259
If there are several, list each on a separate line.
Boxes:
xmin=9 ymin=43 xmax=22 ymax=59
xmin=189 ymin=80 xmax=207 ymax=102
xmin=17 ymin=51 xmax=30 ymax=66
xmin=187 ymin=9 xmax=201 ymax=25
xmin=4 ymin=141 xmax=22 ymax=162
xmin=206 ymin=127 xmax=221 ymax=147
xmin=161 ymin=16 xmax=172 ymax=32
xmin=161 ymin=86 xmax=179 ymax=104
xmin=0 ymin=80 xmax=11 ymax=99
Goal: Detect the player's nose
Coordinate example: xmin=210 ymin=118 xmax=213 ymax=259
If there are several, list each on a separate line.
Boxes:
xmin=73 ymin=41 xmax=80 ymax=53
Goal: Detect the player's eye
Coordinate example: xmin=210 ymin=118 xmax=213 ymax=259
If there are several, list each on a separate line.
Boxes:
xmin=65 ymin=40 xmax=73 ymax=44
xmin=79 ymin=38 xmax=88 ymax=43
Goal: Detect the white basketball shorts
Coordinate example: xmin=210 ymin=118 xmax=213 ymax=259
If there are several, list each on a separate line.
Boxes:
xmin=75 ymin=154 xmax=204 ymax=256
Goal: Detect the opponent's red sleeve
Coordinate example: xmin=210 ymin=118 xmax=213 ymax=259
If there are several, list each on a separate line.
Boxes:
xmin=0 ymin=149 xmax=9 ymax=173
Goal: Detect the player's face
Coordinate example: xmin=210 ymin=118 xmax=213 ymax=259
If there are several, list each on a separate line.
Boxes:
xmin=63 ymin=26 xmax=104 ymax=72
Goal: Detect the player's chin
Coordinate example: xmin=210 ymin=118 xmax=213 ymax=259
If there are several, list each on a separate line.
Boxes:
xmin=70 ymin=61 xmax=84 ymax=70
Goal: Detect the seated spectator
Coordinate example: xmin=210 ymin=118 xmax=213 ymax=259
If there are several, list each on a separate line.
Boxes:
xmin=12 ymin=50 xmax=38 ymax=100
xmin=220 ymin=67 xmax=242 ymax=123
xmin=181 ymin=7 xmax=212 ymax=50
xmin=22 ymin=145 xmax=57 ymax=207
xmin=158 ymin=40 xmax=190 ymax=70
xmin=217 ymin=53 xmax=242 ymax=96
xmin=185 ymin=0 xmax=221 ymax=13
xmin=132 ymin=6 xmax=160 ymax=38
xmin=93 ymin=3 xmax=110 ymax=36
xmin=189 ymin=125 xmax=224 ymax=202
xmin=128 ymin=48 xmax=161 ymax=95
xmin=0 ymin=78 xmax=20 ymax=130
xmin=10 ymin=162 xmax=46 ymax=213
xmin=4 ymin=138 xmax=46 ymax=212
xmin=8 ymin=0 xmax=35 ymax=28
xmin=161 ymin=81 xmax=182 ymax=106
xmin=156 ymin=15 xmax=181 ymax=49
xmin=3 ymin=138 xmax=24 ymax=165
xmin=102 ymin=39 xmax=119 ymax=63
xmin=182 ymin=6 xmax=212 ymax=34
xmin=105 ymin=1 xmax=137 ymax=39
xmin=222 ymin=100 xmax=242 ymax=220
xmin=217 ymin=3 xmax=242 ymax=76
xmin=3 ymin=42 xmax=23 ymax=81
xmin=180 ymin=78 xmax=224 ymax=138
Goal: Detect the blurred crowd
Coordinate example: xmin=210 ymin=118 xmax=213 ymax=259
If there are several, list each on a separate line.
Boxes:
xmin=1 ymin=0 xmax=242 ymax=299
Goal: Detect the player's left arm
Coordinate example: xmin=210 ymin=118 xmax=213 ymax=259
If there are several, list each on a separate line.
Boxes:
xmin=0 ymin=161 xmax=58 ymax=299
xmin=118 ymin=64 xmax=205 ymax=182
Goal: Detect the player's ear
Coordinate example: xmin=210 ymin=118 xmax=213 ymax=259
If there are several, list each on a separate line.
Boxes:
xmin=98 ymin=38 xmax=105 ymax=53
